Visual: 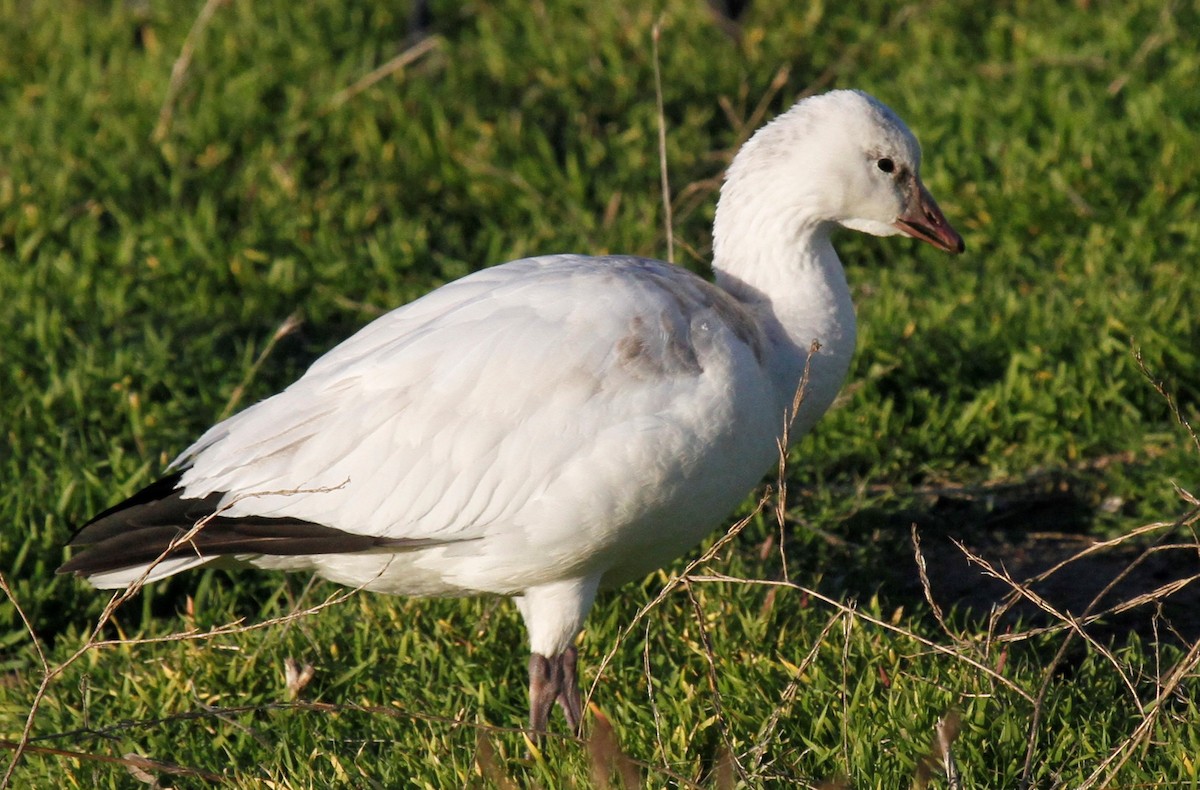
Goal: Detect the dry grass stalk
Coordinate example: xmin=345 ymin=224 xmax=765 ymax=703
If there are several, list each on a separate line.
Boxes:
xmin=651 ymin=20 xmax=674 ymax=264
xmin=1077 ymin=634 xmax=1200 ymax=789
xmin=218 ymin=311 xmax=303 ymax=420
xmin=324 ymin=35 xmax=441 ymax=111
xmin=746 ymin=610 xmax=844 ymax=772
xmin=774 ymin=340 xmax=822 ymax=574
xmin=0 ymin=738 xmax=227 ymax=785
xmin=947 ymin=470 xmax=1199 ymax=788
xmin=956 ymin=542 xmax=1142 ymax=709
xmin=22 ymin=696 xmax=706 ymax=788
xmin=152 ymin=0 xmax=228 ymax=143
xmin=0 ymin=483 xmax=362 ymax=787
xmin=984 ymin=520 xmax=1200 ymax=645
xmin=642 ymin=621 xmax=669 ymax=765
xmin=683 ymin=581 xmax=746 ymax=782
xmin=840 ymin=606 xmax=854 ymax=773
xmin=685 ymin=573 xmax=1033 ymax=703
xmin=910 ymin=524 xmax=959 ymax=644
xmin=931 ymin=418 xmax=1200 ymax=790
xmin=1133 ymin=342 xmax=1199 ymax=454
xmin=586 ymin=489 xmax=771 ymax=709
xmin=588 ymin=349 xmax=820 ymax=781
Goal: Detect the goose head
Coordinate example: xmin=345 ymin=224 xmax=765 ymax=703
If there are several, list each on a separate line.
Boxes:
xmin=715 ymin=89 xmax=964 ymax=263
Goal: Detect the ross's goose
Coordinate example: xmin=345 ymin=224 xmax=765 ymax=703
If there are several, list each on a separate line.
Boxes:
xmin=60 ymin=89 xmax=962 ymax=733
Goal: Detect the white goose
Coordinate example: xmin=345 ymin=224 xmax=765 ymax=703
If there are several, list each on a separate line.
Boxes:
xmin=61 ymin=89 xmax=962 ymax=732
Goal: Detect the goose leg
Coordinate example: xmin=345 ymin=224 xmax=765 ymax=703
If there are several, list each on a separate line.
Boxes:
xmin=529 ymin=653 xmax=556 ymax=733
xmin=556 ymin=646 xmax=582 ymax=730
xmin=518 ymin=577 xmax=598 ymax=734
xmin=528 ymin=647 xmax=583 ymax=734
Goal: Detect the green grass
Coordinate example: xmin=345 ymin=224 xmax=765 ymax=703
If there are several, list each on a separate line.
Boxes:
xmin=3 ymin=0 xmax=1199 ymax=786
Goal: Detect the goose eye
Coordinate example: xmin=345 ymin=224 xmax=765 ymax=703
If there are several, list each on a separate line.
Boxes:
xmin=876 ymin=157 xmax=895 ymax=174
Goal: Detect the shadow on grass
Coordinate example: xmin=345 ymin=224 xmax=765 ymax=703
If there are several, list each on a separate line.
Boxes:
xmin=803 ymin=468 xmax=1200 ymax=645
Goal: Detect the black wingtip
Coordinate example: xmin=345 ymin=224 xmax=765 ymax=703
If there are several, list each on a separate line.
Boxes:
xmin=68 ymin=472 xmax=187 ymax=543
xmin=59 ymin=473 xmax=451 ymax=580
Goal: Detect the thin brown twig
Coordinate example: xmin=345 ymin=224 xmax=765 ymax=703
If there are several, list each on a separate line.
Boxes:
xmin=773 ymin=340 xmax=820 ymax=581
xmin=586 ymin=489 xmax=772 ymax=709
xmin=88 ymin=583 xmax=366 ymax=650
xmin=839 ymin=607 xmax=853 ymax=773
xmin=1 ymin=483 xmax=350 ymax=787
xmin=1016 ymin=519 xmax=1183 ymax=590
xmin=985 ymin=341 xmax=1200 ymax=789
xmin=0 ymin=741 xmax=227 ymax=784
xmin=29 ymin=700 xmax=705 ymax=788
xmin=997 ymin=514 xmax=1199 ymax=640
xmin=674 ymin=66 xmax=789 ymax=229
xmin=1077 ymin=635 xmax=1200 ymax=789
xmin=746 ymin=610 xmax=844 ymax=772
xmin=651 ymin=20 xmax=674 ymax=264
xmin=152 ymin=0 xmax=227 ymax=143
xmin=683 ymin=581 xmax=747 ymax=783
xmin=323 ymin=35 xmax=441 ymax=112
xmin=776 ymin=342 xmax=820 ymax=526
xmin=219 ymin=311 xmax=303 ymax=420
xmin=796 ymin=2 xmax=924 ymax=100
xmin=596 ymin=353 xmax=820 ymax=781
xmin=1133 ymin=340 xmax=1199 ymax=454
xmin=1107 ymin=2 xmax=1177 ymax=96
xmin=0 ymin=575 xmax=51 ymax=788
xmin=684 ymin=573 xmax=1033 ymax=702
xmin=972 ymin=535 xmax=1162 ymax=788
xmin=0 ymin=575 xmax=47 ymax=673
xmin=996 ymin=567 xmax=1200 ymax=644
xmin=957 ymin=541 xmax=1142 ymax=712
xmin=643 ymin=620 xmax=668 ymax=765
xmin=910 ymin=524 xmax=958 ymax=643
xmin=718 ymin=65 xmax=793 ymax=159
xmin=956 ymin=503 xmax=1200 ymax=788
xmin=983 ymin=510 xmax=1200 ymax=645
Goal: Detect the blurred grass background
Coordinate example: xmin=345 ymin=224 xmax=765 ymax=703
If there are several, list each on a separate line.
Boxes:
xmin=2 ymin=0 xmax=1198 ymax=786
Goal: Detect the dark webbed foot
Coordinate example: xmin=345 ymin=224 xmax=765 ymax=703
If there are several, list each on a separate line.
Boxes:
xmin=528 ymin=647 xmax=582 ymax=734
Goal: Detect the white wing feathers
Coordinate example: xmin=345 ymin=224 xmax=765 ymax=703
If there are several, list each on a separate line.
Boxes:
xmin=173 ymin=255 xmax=770 ymax=546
